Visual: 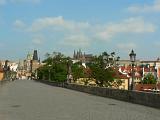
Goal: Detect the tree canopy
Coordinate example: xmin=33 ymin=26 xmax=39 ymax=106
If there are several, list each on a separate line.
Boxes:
xmin=71 ymin=62 xmax=85 ymax=82
xmin=37 ymin=52 xmax=69 ymax=82
xmin=87 ymin=52 xmax=117 ymax=87
xmin=142 ymin=73 xmax=157 ymax=84
xmin=37 ymin=51 xmax=118 ymax=87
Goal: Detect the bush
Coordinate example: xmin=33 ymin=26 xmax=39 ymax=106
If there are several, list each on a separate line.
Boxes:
xmin=142 ymin=73 xmax=157 ymax=84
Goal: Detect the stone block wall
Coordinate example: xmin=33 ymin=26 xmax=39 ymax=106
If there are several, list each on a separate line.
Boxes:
xmin=37 ymin=80 xmax=160 ymax=109
xmin=64 ymin=83 xmax=160 ymax=109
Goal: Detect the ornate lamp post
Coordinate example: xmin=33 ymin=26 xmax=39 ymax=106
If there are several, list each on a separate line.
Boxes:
xmin=129 ymin=50 xmax=136 ymax=90
xmin=67 ymin=59 xmax=72 ymax=83
xmin=48 ymin=64 xmax=51 ymax=81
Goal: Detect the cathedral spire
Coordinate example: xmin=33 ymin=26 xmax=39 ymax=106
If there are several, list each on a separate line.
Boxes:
xmin=33 ymin=50 xmax=38 ymax=60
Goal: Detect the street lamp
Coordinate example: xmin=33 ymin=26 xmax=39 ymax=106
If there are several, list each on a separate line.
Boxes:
xmin=67 ymin=59 xmax=72 ymax=83
xmin=129 ymin=49 xmax=136 ymax=90
xmin=48 ymin=64 xmax=51 ymax=81
xmin=115 ymin=56 xmax=120 ymax=67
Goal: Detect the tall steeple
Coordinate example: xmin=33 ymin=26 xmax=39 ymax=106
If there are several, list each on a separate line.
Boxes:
xmin=76 ymin=50 xmax=78 ymax=59
xmin=33 ymin=50 xmax=38 ymax=61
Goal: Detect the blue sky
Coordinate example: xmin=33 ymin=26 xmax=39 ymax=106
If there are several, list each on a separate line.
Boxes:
xmin=0 ymin=0 xmax=160 ymax=61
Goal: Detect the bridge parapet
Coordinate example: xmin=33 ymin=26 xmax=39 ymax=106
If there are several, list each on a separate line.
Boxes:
xmin=37 ymin=80 xmax=160 ymax=109
xmin=65 ymin=83 xmax=160 ymax=109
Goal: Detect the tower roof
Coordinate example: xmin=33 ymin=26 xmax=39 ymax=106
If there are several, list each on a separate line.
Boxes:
xmin=33 ymin=50 xmax=38 ymax=60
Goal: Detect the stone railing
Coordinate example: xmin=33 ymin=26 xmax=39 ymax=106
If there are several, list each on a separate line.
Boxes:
xmin=64 ymin=83 xmax=160 ymax=109
xmin=35 ymin=80 xmax=64 ymax=87
xmin=36 ymin=80 xmax=160 ymax=109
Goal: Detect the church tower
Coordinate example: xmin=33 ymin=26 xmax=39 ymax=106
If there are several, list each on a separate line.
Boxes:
xmin=33 ymin=50 xmax=38 ymax=60
xmin=31 ymin=50 xmax=40 ymax=79
xmin=73 ymin=50 xmax=76 ymax=59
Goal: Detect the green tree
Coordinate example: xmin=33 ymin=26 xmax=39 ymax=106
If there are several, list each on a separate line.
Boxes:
xmin=54 ymin=63 xmax=67 ymax=82
xmin=37 ymin=52 xmax=69 ymax=82
xmin=83 ymin=67 xmax=92 ymax=85
xmin=87 ymin=52 xmax=116 ymax=87
xmin=102 ymin=51 xmax=120 ymax=68
xmin=71 ymin=62 xmax=85 ymax=82
xmin=37 ymin=65 xmax=51 ymax=80
xmin=89 ymin=63 xmax=114 ymax=87
xmin=142 ymin=73 xmax=157 ymax=84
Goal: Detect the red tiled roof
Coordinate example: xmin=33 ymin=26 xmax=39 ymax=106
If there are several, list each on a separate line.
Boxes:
xmin=119 ymin=66 xmax=143 ymax=78
xmin=113 ymin=68 xmax=128 ymax=79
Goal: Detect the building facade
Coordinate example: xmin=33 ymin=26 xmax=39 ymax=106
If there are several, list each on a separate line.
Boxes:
xmin=17 ymin=50 xmax=41 ymax=79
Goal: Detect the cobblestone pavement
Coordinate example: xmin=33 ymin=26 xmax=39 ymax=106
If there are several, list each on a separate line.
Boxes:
xmin=0 ymin=80 xmax=160 ymax=120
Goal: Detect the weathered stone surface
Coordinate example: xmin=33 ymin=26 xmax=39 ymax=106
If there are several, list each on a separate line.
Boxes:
xmin=0 ymin=80 xmax=160 ymax=120
xmin=65 ymin=83 xmax=160 ymax=109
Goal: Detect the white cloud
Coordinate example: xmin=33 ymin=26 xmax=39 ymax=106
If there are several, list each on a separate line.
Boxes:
xmin=96 ymin=17 xmax=155 ymax=40
xmin=25 ymin=16 xmax=155 ymax=42
xmin=154 ymin=41 xmax=160 ymax=47
xmin=28 ymin=16 xmax=90 ymax=32
xmin=128 ymin=0 xmax=160 ymax=13
xmin=117 ymin=43 xmax=137 ymax=51
xmin=60 ymin=34 xmax=90 ymax=47
xmin=32 ymin=39 xmax=43 ymax=45
xmin=14 ymin=16 xmax=156 ymax=49
xmin=32 ymin=35 xmax=44 ymax=45
xmin=14 ymin=17 xmax=91 ymax=47
xmin=13 ymin=20 xmax=26 ymax=29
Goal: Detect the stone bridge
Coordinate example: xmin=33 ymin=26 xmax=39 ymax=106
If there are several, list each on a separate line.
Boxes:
xmin=0 ymin=80 xmax=159 ymax=120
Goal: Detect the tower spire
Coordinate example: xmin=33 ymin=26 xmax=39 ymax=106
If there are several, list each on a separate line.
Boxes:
xmin=33 ymin=50 xmax=38 ymax=60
